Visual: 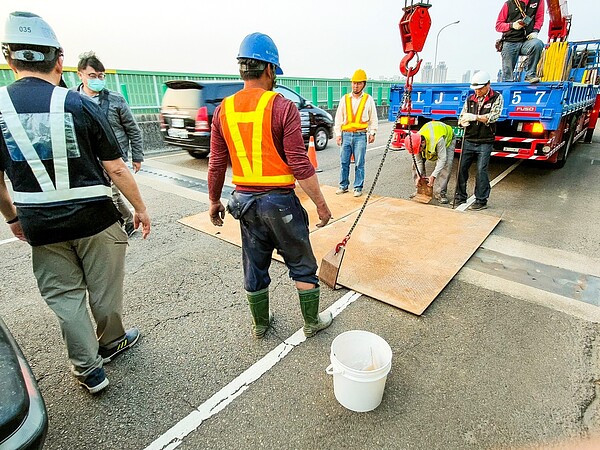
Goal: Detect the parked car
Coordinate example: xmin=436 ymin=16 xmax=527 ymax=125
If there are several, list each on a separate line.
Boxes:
xmin=0 ymin=316 xmax=48 ymax=449
xmin=159 ymin=80 xmax=333 ymax=158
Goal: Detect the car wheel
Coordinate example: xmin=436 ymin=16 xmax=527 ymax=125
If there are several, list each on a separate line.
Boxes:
xmin=313 ymin=127 xmax=329 ymax=151
xmin=188 ymin=150 xmax=209 ymax=159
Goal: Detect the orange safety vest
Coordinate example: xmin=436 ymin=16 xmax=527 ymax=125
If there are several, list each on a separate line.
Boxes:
xmin=340 ymin=93 xmax=370 ymax=132
xmin=219 ymin=89 xmax=295 ymax=187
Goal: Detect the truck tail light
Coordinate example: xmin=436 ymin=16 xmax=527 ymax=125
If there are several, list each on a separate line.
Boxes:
xmin=518 ymin=122 xmax=545 ymax=134
xmin=195 ymin=107 xmax=209 ymax=132
xmin=159 ymin=113 xmax=166 ymax=131
xmin=397 ymin=116 xmax=417 ymax=127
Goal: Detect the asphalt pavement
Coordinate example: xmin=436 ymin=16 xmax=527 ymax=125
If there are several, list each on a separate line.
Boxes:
xmin=1 ymin=123 xmax=600 ymax=450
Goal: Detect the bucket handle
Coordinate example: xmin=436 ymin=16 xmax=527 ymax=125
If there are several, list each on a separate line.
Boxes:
xmin=325 ymin=364 xmax=343 ymax=376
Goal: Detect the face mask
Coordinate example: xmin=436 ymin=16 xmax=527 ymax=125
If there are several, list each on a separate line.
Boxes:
xmin=87 ymin=78 xmax=106 ymax=92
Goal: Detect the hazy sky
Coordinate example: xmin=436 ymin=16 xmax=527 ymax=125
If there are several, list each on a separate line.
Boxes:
xmin=1 ymin=1 xmax=598 ymax=82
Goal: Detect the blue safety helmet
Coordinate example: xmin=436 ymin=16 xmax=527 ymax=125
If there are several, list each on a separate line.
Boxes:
xmin=237 ymin=32 xmax=283 ymax=75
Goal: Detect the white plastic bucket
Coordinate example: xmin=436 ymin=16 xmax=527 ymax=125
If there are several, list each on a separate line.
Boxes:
xmin=325 ymin=330 xmax=392 ymax=412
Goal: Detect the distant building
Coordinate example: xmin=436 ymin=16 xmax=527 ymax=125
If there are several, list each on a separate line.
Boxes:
xmin=462 ymin=70 xmax=471 ymax=83
xmin=434 ymin=62 xmax=448 ymax=83
xmin=421 ymin=62 xmax=433 ymax=83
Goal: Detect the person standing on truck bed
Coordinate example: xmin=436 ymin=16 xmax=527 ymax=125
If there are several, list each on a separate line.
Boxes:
xmin=74 ymin=51 xmax=144 ymax=238
xmin=455 ymin=71 xmax=504 ymax=211
xmin=334 ymin=69 xmax=378 ymax=198
xmin=496 ymin=0 xmax=545 ymax=83
xmin=207 ymin=32 xmax=333 ymax=340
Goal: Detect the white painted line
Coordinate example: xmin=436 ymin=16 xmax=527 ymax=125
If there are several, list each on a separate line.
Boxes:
xmin=0 ymin=237 xmax=18 ymax=245
xmin=457 ymin=267 xmax=600 ymax=323
xmin=481 ymin=235 xmax=600 ymax=278
xmin=455 ymin=159 xmax=522 ymax=212
xmin=144 ymin=290 xmax=363 ymax=450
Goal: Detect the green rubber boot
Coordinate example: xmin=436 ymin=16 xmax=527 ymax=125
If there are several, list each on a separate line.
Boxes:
xmin=299 ymin=287 xmax=333 ymax=338
xmin=246 ymin=288 xmax=273 ymax=339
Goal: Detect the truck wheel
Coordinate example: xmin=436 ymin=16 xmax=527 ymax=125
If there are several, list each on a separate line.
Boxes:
xmin=556 ymin=126 xmax=575 ymax=169
xmin=188 ymin=150 xmax=209 ymax=159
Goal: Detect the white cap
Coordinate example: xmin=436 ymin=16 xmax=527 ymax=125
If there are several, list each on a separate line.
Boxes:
xmin=470 ymin=70 xmax=491 ymax=89
xmin=2 ymin=11 xmax=61 ymax=49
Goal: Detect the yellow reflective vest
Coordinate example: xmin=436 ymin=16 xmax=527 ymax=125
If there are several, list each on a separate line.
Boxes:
xmin=340 ymin=93 xmax=370 ymax=132
xmin=219 ymin=89 xmax=295 ymax=187
xmin=419 ymin=121 xmax=454 ymax=161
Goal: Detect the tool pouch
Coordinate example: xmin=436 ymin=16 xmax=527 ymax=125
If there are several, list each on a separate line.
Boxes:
xmin=227 ymin=191 xmax=256 ymax=220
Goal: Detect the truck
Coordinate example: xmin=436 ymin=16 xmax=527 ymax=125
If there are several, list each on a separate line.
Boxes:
xmin=390 ymin=0 xmax=600 ymax=168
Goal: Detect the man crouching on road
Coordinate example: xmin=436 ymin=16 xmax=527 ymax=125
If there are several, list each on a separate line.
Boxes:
xmin=0 ymin=11 xmax=151 ymax=394
xmin=207 ymin=32 xmax=333 ymax=339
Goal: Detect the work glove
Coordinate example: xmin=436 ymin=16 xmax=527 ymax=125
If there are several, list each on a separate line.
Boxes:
xmin=461 ymin=112 xmax=477 ymax=122
xmin=527 ymin=32 xmax=538 ymax=40
xmin=512 ymin=20 xmax=524 ymax=30
xmin=459 ymin=120 xmax=470 ymax=128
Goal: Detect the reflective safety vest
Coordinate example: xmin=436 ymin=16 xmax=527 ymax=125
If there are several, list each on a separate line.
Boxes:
xmin=219 ymin=89 xmax=295 ymax=187
xmin=0 ymin=86 xmax=112 ymax=205
xmin=419 ymin=121 xmax=454 ymax=161
xmin=340 ymin=93 xmax=369 ymax=132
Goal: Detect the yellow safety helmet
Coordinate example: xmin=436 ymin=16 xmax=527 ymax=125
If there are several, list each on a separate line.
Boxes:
xmin=351 ymin=69 xmax=368 ymax=83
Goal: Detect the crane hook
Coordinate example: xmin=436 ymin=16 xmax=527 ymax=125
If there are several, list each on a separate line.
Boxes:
xmin=400 ymin=50 xmax=422 ymax=78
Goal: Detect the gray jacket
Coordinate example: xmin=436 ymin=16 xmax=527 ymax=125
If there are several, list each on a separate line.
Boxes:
xmin=74 ymin=84 xmax=144 ymax=162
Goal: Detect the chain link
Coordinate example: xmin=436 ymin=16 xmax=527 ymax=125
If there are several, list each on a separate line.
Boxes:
xmin=341 ymin=68 xmax=420 ymax=243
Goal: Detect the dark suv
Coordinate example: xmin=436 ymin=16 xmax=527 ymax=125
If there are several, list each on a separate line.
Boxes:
xmin=159 ymin=80 xmax=333 ymax=158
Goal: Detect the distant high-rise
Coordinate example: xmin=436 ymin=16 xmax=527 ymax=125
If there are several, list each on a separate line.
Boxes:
xmin=434 ymin=62 xmax=448 ymax=83
xmin=462 ymin=70 xmax=471 ymax=83
xmin=421 ymin=62 xmax=433 ymax=83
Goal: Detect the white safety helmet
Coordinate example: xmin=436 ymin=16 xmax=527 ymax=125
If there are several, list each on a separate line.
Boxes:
xmin=2 ymin=11 xmax=61 ymax=62
xmin=470 ymin=70 xmax=491 ymax=89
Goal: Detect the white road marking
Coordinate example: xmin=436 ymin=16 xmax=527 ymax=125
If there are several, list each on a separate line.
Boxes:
xmin=457 ymin=267 xmax=600 ymax=323
xmin=455 ymin=159 xmax=522 ymax=211
xmin=144 ymin=290 xmax=363 ymax=450
xmin=0 ymin=237 xmax=18 ymax=245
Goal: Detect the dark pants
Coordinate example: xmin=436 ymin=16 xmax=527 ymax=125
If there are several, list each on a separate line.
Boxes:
xmin=230 ymin=190 xmax=318 ymax=292
xmin=455 ymin=141 xmax=493 ymax=204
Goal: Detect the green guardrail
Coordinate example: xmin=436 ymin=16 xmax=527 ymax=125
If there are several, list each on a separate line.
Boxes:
xmin=0 ymin=65 xmax=403 ymax=115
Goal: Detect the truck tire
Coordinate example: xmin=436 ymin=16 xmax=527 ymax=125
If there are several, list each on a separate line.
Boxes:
xmin=556 ymin=119 xmax=576 ymax=169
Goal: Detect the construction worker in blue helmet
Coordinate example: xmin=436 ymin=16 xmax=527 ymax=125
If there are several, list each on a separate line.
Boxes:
xmin=208 ymin=32 xmax=333 ymax=340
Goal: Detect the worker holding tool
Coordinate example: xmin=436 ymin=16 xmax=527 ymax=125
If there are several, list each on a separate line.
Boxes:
xmin=455 ymin=71 xmax=504 ymax=211
xmin=496 ymin=0 xmax=545 ymax=83
xmin=334 ymin=69 xmax=378 ymax=198
xmin=404 ymin=121 xmax=455 ymax=204
xmin=207 ymin=32 xmax=333 ymax=340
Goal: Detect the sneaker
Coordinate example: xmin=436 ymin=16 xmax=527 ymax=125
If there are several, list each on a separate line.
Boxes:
xmin=336 ymin=188 xmax=348 ymax=195
xmin=437 ymin=195 xmax=449 ymax=204
xmin=525 ymin=76 xmax=540 ymax=84
xmin=454 ymin=198 xmax=466 ymax=206
xmin=468 ymin=201 xmax=488 ymax=211
xmin=353 ymin=189 xmax=363 ymax=197
xmin=99 ymin=327 xmax=140 ymax=363
xmin=124 ymin=222 xmax=136 ymax=237
xmin=78 ymin=367 xmax=109 ymax=394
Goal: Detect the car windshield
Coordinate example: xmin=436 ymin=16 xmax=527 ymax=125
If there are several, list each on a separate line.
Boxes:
xmin=275 ymin=86 xmax=302 ymax=108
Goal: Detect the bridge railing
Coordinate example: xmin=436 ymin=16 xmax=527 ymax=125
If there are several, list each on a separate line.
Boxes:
xmin=1 ymin=65 xmax=402 ymax=115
